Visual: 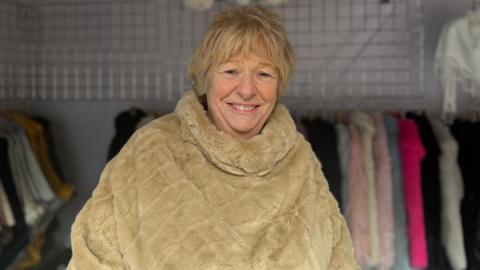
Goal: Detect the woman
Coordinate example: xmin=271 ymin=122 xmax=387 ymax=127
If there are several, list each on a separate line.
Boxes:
xmin=67 ymin=5 xmax=359 ymax=269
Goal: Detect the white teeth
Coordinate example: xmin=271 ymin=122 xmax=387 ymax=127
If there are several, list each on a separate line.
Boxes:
xmin=231 ymin=104 xmax=256 ymax=111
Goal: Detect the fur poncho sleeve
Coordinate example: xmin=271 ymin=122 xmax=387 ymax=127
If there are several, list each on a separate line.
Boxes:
xmin=67 ymin=90 xmax=359 ymax=270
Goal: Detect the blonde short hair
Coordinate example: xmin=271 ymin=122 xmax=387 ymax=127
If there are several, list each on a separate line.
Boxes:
xmin=188 ymin=5 xmax=295 ymax=96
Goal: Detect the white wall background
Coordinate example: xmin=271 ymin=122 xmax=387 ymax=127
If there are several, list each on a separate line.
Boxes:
xmin=0 ymin=0 xmax=477 ymax=252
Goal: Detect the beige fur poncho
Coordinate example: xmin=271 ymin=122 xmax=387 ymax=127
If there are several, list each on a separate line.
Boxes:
xmin=67 ymin=91 xmax=359 ymax=270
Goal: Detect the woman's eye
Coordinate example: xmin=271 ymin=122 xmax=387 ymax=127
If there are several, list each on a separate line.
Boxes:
xmin=224 ymin=69 xmax=238 ymax=75
xmin=258 ymin=72 xmax=272 ymax=78
xmin=260 ymin=72 xmax=270 ymax=77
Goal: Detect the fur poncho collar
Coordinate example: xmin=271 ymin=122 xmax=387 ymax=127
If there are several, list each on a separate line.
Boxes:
xmin=175 ymin=90 xmax=297 ymax=176
xmin=67 ymin=90 xmax=359 ymax=270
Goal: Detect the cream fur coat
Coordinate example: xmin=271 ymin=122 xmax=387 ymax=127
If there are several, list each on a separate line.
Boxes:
xmin=67 ymin=90 xmax=359 ymax=270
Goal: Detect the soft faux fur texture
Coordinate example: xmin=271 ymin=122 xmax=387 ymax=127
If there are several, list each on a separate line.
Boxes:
xmin=431 ymin=120 xmax=466 ymax=270
xmin=336 ymin=124 xmax=349 ymax=215
xmin=67 ymin=90 xmax=359 ymax=270
xmin=346 ymin=124 xmax=370 ymax=268
xmin=350 ymin=111 xmax=379 ymax=267
xmin=384 ymin=116 xmax=413 ymax=270
xmin=398 ymin=119 xmax=428 ymax=268
xmin=372 ymin=114 xmax=395 ymax=270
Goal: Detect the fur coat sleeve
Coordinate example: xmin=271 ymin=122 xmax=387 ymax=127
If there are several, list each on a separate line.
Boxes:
xmin=67 ymin=160 xmax=124 ymax=270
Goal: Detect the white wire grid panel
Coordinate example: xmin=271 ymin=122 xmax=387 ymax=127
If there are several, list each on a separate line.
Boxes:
xmin=0 ymin=2 xmax=41 ymax=100
xmin=1 ymin=0 xmax=424 ymax=111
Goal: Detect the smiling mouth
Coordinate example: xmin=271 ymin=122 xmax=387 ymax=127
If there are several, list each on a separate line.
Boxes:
xmin=227 ymin=103 xmax=260 ymax=113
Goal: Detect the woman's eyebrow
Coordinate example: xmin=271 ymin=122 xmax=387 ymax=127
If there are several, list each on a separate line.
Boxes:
xmin=257 ymin=62 xmax=274 ymax=67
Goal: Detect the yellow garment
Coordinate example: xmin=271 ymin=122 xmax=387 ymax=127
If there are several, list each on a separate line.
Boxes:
xmin=68 ymin=90 xmax=359 ymax=269
xmin=6 ymin=113 xmax=74 ymax=201
xmin=15 ymin=233 xmax=45 ymax=270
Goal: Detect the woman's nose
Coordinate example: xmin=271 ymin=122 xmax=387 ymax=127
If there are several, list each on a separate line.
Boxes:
xmin=236 ymin=74 xmax=256 ymax=99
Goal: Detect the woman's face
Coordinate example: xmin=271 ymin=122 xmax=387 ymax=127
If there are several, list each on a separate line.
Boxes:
xmin=207 ymin=52 xmax=278 ymax=139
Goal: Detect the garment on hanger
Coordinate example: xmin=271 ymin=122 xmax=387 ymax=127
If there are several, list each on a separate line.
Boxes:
xmin=450 ymin=120 xmax=480 ymax=269
xmin=107 ymin=108 xmax=146 ymax=161
xmin=431 ymin=120 xmax=467 ymax=270
xmin=0 ymin=179 xmax=15 ymax=227
xmin=384 ymin=115 xmax=413 ymax=270
xmin=336 ymin=123 xmax=349 ymax=215
xmin=302 ymin=118 xmax=342 ymax=206
xmin=0 ymin=113 xmax=71 ymax=269
xmin=1 ymin=120 xmax=46 ymax=226
xmin=398 ymin=119 xmax=428 ymax=268
xmin=2 ymin=119 xmax=57 ymax=203
xmin=9 ymin=113 xmax=74 ymax=201
xmin=350 ymin=111 xmax=379 ymax=267
xmin=372 ymin=113 xmax=395 ymax=270
xmin=293 ymin=114 xmax=308 ymax=139
xmin=407 ymin=113 xmax=451 ymax=270
xmin=0 ymin=137 xmax=29 ymax=270
xmin=435 ymin=11 xmax=480 ymax=120
xmin=347 ymin=119 xmax=371 ymax=268
xmin=0 ymin=226 xmax=13 ymax=254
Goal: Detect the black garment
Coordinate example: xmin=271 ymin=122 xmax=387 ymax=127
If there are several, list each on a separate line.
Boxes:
xmin=0 ymin=138 xmax=29 ymax=269
xmin=0 ymin=226 xmax=13 ymax=248
xmin=451 ymin=120 xmax=480 ymax=270
xmin=107 ymin=108 xmax=146 ymax=161
xmin=302 ymin=118 xmax=342 ymax=207
xmin=407 ymin=113 xmax=451 ymax=270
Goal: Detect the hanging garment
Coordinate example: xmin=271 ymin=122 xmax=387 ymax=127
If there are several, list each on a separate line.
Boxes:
xmin=431 ymin=120 xmax=467 ymax=270
xmin=336 ymin=123 xmax=350 ymax=215
xmin=398 ymin=119 xmax=428 ymax=268
xmin=68 ymin=90 xmax=359 ymax=270
xmin=0 ymin=137 xmax=29 ymax=270
xmin=107 ymin=108 xmax=146 ymax=161
xmin=135 ymin=113 xmax=157 ymax=131
xmin=1 ymin=120 xmax=46 ymax=226
xmin=347 ymin=122 xmax=370 ymax=268
xmin=407 ymin=113 xmax=451 ymax=270
xmin=384 ymin=116 xmax=413 ymax=270
xmin=450 ymin=120 xmax=480 ymax=269
xmin=293 ymin=114 xmax=308 ymax=139
xmin=372 ymin=113 xmax=395 ymax=270
xmin=350 ymin=111 xmax=379 ymax=267
xmin=1 ymin=119 xmax=57 ymax=203
xmin=8 ymin=113 xmax=74 ymax=201
xmin=435 ymin=11 xmax=480 ymax=120
xmin=302 ymin=118 xmax=342 ymax=206
xmin=0 ymin=226 xmax=13 ymax=251
xmin=0 ymin=179 xmax=15 ymax=227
